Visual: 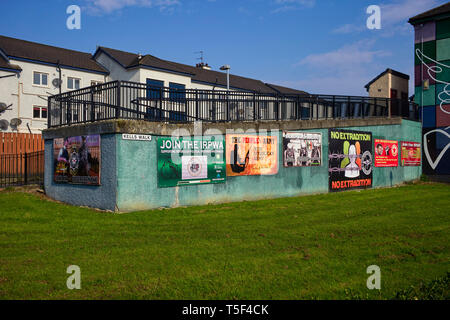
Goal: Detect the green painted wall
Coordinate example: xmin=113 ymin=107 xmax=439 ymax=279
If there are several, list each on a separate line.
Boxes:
xmin=116 ymin=120 xmax=422 ymax=212
xmin=415 ymin=41 xmax=436 ymax=65
xmin=437 ymin=38 xmax=450 ymax=61
xmin=415 ymin=84 xmax=436 ymax=106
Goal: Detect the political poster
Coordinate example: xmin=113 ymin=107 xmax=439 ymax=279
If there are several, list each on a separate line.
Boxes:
xmin=374 ymin=139 xmax=399 ymax=167
xmin=226 ymin=134 xmax=278 ymax=176
xmin=157 ymin=136 xmax=226 ymax=188
xmin=401 ymin=141 xmax=421 ymax=166
xmin=283 ymin=131 xmax=322 ymax=167
xmin=53 ymin=135 xmax=101 ymax=185
xmin=328 ymin=129 xmax=373 ymax=192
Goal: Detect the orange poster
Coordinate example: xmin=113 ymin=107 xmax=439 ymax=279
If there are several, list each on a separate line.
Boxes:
xmin=226 ymin=134 xmax=278 ymax=176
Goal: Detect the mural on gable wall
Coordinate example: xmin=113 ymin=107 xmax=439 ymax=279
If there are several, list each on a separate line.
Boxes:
xmin=415 ymin=22 xmax=450 ymax=176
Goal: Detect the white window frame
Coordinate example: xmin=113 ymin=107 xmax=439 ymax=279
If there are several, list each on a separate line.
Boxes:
xmin=91 ymin=80 xmax=103 ymax=86
xmin=32 ymin=71 xmax=49 ymax=87
xmin=67 ymin=77 xmax=81 ymax=90
xmin=32 ymin=105 xmax=48 ymax=120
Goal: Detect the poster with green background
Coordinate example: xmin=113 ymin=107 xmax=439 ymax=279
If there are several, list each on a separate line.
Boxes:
xmin=157 ymin=136 xmax=226 ymax=188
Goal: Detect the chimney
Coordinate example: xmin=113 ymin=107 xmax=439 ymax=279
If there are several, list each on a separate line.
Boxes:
xmin=196 ymin=62 xmax=211 ymax=70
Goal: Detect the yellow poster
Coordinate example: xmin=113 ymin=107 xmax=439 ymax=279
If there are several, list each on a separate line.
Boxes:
xmin=226 ymin=134 xmax=278 ymax=176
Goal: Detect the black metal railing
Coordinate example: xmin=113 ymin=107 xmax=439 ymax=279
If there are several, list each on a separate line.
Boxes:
xmin=47 ymin=81 xmax=420 ymax=128
xmin=0 ymin=151 xmax=44 ymax=188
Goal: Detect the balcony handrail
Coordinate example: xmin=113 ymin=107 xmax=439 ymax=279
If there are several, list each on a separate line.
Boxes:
xmin=47 ymin=80 xmax=420 ymax=128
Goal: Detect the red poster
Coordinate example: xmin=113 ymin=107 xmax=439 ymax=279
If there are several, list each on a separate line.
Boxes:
xmin=374 ymin=139 xmax=398 ymax=167
xmin=401 ymin=141 xmax=421 ymax=166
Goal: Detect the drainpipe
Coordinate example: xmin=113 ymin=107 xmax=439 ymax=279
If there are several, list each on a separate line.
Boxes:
xmin=56 ymin=60 xmax=62 ymax=96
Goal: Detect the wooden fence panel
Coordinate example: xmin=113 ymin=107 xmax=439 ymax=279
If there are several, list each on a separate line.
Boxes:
xmin=0 ymin=133 xmax=44 ymax=155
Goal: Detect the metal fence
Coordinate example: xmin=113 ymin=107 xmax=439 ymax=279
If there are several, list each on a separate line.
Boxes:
xmin=0 ymin=151 xmax=44 ymax=188
xmin=48 ymin=80 xmax=420 ymax=128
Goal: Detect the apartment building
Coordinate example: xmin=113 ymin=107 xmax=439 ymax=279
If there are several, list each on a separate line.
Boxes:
xmin=0 ymin=35 xmax=307 ymax=134
xmin=0 ymin=35 xmax=108 ymax=134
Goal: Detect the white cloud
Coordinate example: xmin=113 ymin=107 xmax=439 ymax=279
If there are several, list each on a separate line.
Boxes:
xmin=290 ymin=40 xmax=395 ymax=95
xmin=84 ymin=0 xmax=180 ymax=14
xmin=380 ymin=0 xmax=440 ymax=26
xmin=275 ymin=76 xmax=372 ymax=96
xmin=271 ymin=0 xmax=315 ymax=14
xmin=332 ymin=24 xmax=366 ymax=35
xmin=271 ymin=6 xmax=297 ymax=14
xmin=274 ymin=0 xmax=315 ymax=7
xmin=297 ymin=40 xmax=391 ymax=70
xmin=332 ymin=0 xmax=442 ymax=35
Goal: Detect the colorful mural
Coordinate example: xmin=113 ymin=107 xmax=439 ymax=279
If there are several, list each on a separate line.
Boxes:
xmin=413 ymin=14 xmax=450 ymax=176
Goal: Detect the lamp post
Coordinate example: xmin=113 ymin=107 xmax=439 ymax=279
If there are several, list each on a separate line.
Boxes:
xmin=220 ymin=65 xmax=231 ymax=121
xmin=220 ymin=65 xmax=230 ymax=91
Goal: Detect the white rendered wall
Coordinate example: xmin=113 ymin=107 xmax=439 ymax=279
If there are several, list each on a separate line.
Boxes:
xmin=1 ymin=59 xmax=106 ymax=133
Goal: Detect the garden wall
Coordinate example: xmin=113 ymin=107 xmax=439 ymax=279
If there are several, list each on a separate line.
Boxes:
xmin=43 ymin=118 xmax=422 ymax=212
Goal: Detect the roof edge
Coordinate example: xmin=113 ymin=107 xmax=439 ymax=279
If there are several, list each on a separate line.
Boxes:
xmin=364 ymin=68 xmax=410 ymax=90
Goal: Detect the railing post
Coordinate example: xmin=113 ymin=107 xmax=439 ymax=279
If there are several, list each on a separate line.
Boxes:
xmin=347 ymin=96 xmax=351 ymax=119
xmin=90 ymin=89 xmax=95 ymax=122
xmin=83 ymin=102 xmax=87 ymax=122
xmin=24 ymin=152 xmax=28 ymax=185
xmin=226 ymin=92 xmax=230 ymax=122
xmin=116 ymin=81 xmax=121 ymax=119
xmin=253 ymin=93 xmax=256 ymax=121
xmin=276 ymin=95 xmax=279 ymax=121
xmin=59 ymin=98 xmax=63 ymax=126
xmin=316 ymin=96 xmax=320 ymax=120
xmin=159 ymin=87 xmax=163 ymax=121
xmin=374 ymin=97 xmax=377 ymax=117
xmin=195 ymin=90 xmax=199 ymax=121
xmin=332 ymin=96 xmax=335 ymax=119
xmin=362 ymin=98 xmax=365 ymax=119
xmin=309 ymin=98 xmax=312 ymax=120
xmin=67 ymin=99 xmax=71 ymax=125
xmin=47 ymin=97 xmax=51 ymax=128
xmin=386 ymin=98 xmax=390 ymax=118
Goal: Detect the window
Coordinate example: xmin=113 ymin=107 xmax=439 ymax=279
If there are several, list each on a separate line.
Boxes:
xmin=169 ymin=82 xmax=187 ymax=121
xmin=146 ymin=79 xmax=164 ymax=99
xmin=169 ymin=82 xmax=186 ymax=100
xmin=68 ymin=77 xmax=81 ymax=90
xmin=33 ymin=106 xmax=47 ymax=119
xmin=91 ymin=80 xmax=103 ymax=86
xmin=33 ymin=72 xmax=48 ymax=86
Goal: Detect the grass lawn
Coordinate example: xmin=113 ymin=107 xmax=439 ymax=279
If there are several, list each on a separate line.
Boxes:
xmin=0 ymin=182 xmax=449 ymax=300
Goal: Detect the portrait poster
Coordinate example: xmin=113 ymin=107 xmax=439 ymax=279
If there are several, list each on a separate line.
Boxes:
xmin=283 ymin=131 xmax=322 ymax=167
xmin=226 ymin=134 xmax=278 ymax=176
xmin=374 ymin=139 xmax=399 ymax=167
xmin=328 ymin=129 xmax=373 ymax=192
xmin=53 ymin=135 xmax=101 ymax=185
xmin=401 ymin=141 xmax=421 ymax=166
xmin=157 ymin=136 xmax=226 ymax=188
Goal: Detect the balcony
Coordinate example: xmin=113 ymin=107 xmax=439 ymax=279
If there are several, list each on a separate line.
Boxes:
xmin=47 ymin=81 xmax=420 ymax=128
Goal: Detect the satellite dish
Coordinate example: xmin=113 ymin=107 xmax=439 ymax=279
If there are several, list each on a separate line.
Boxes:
xmin=0 ymin=103 xmax=12 ymax=113
xmin=52 ymin=78 xmax=62 ymax=88
xmin=10 ymin=118 xmax=22 ymax=127
xmin=0 ymin=119 xmax=9 ymax=131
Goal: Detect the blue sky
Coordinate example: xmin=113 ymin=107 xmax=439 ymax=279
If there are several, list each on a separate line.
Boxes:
xmin=0 ymin=0 xmax=446 ymax=95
